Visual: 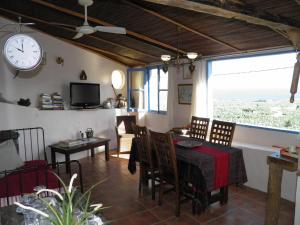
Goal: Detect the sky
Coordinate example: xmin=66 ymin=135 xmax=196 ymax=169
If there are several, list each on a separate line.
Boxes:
xmin=210 ymin=52 xmax=298 ymax=100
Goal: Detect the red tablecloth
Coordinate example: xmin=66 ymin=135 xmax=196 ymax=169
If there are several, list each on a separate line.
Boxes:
xmin=192 ymin=146 xmax=229 ymax=189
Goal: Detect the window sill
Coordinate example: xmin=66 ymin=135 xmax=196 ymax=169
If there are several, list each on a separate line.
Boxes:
xmin=232 ymin=141 xmax=279 ymax=153
xmin=236 ymin=123 xmax=300 ymax=135
xmin=127 ymin=108 xmax=147 ymax=113
xmin=148 ymin=110 xmax=167 ymax=115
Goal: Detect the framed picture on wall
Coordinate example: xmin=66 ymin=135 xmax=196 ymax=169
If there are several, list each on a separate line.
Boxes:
xmin=178 ymin=84 xmax=193 ymax=105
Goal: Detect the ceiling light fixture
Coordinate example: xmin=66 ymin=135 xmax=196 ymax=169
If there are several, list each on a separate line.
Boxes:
xmin=160 ymin=52 xmax=199 ymax=73
xmin=160 ymin=27 xmax=200 ymax=73
xmin=187 ymin=52 xmax=198 ymax=60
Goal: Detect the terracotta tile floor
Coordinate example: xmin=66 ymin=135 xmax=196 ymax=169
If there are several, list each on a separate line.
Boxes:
xmin=75 ymin=152 xmax=295 ymax=225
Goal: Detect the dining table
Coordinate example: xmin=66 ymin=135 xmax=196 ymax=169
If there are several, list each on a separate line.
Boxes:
xmin=128 ymin=135 xmax=247 ymax=207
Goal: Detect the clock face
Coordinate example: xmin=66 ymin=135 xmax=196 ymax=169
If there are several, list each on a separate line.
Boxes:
xmin=3 ymin=34 xmax=42 ymax=70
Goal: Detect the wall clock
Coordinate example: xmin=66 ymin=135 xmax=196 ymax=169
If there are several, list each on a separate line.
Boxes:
xmin=3 ymin=34 xmax=42 ymax=71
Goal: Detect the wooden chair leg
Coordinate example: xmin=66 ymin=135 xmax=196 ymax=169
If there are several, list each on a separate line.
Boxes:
xmin=150 ymin=168 xmax=155 ymax=200
xmin=139 ymin=165 xmax=143 ymax=197
xmin=175 ymin=186 xmax=180 ymax=217
xmin=117 ymin=144 xmax=120 ymax=158
xmin=158 ymin=175 xmax=163 ymax=206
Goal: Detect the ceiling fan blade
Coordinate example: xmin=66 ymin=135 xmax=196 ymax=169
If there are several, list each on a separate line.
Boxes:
xmin=21 ymin=23 xmax=35 ymax=25
xmin=73 ymin=32 xmax=84 ymax=39
xmin=94 ymin=26 xmax=126 ymax=34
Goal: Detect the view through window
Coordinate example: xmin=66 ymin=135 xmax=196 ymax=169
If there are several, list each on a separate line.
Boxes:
xmin=209 ymin=52 xmax=299 ymax=130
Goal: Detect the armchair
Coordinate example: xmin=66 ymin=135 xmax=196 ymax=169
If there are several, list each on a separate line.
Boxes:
xmin=115 ymin=115 xmax=136 ymax=157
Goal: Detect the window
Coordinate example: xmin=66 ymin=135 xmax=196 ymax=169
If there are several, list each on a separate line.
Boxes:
xmin=128 ymin=66 xmax=168 ymax=113
xmin=149 ymin=67 xmax=168 ymax=112
xmin=128 ymin=69 xmax=146 ymax=110
xmin=209 ymin=52 xmax=299 ymax=130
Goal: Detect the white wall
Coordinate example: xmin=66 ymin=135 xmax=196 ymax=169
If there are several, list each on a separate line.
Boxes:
xmin=0 ymin=17 xmax=127 ymax=107
xmin=0 ymin=17 xmax=128 ymax=160
xmin=0 ymin=103 xmax=121 ymax=160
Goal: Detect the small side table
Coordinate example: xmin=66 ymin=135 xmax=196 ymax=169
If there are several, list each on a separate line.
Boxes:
xmin=50 ymin=138 xmax=110 ymax=173
xmin=265 ymin=152 xmax=297 ymax=225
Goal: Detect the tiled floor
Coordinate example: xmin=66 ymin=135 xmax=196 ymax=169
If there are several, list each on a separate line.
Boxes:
xmin=76 ymin=152 xmax=295 ymax=225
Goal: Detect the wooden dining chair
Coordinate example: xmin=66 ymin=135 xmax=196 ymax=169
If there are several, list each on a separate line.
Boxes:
xmin=209 ymin=120 xmax=236 ymax=146
xmin=149 ymin=130 xmax=181 ymax=217
xmin=115 ymin=115 xmax=136 ymax=157
xmin=133 ymin=124 xmax=158 ymax=200
xmin=189 ymin=116 xmax=210 ymax=141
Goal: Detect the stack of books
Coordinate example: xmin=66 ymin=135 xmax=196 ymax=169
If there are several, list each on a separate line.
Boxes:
xmin=40 ymin=94 xmax=53 ymax=110
xmin=52 ymin=93 xmax=64 ymax=110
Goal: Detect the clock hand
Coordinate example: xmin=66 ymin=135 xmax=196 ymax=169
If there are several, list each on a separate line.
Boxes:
xmin=21 ymin=41 xmax=24 ymax=52
xmin=15 ymin=47 xmax=23 ymax=52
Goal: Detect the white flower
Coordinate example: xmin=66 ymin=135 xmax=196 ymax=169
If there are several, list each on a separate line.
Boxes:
xmin=14 ymin=202 xmax=49 ymax=218
xmin=90 ymin=203 xmax=103 ymax=211
xmin=36 ymin=189 xmax=64 ymax=201
xmin=68 ymin=173 xmax=78 ymax=193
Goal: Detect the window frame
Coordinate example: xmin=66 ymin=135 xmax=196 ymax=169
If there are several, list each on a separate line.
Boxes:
xmin=148 ymin=65 xmax=168 ymax=114
xmin=127 ymin=68 xmax=147 ymax=112
xmin=127 ymin=65 xmax=168 ymax=114
xmin=207 ymin=49 xmax=299 ymax=134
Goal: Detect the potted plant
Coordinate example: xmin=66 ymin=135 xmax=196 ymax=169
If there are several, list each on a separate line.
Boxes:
xmin=15 ymin=173 xmax=106 ymax=225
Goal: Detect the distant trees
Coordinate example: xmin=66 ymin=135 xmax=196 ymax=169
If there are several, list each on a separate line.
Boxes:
xmin=213 ymin=99 xmax=300 ymax=130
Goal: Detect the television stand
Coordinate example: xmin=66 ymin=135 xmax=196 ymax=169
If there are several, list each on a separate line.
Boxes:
xmin=50 ymin=137 xmax=110 ymax=173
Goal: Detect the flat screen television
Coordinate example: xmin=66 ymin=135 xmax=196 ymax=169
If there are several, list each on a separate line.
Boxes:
xmin=70 ymin=82 xmax=100 ymax=108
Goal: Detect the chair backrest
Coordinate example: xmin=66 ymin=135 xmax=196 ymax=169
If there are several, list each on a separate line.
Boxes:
xmin=189 ymin=116 xmax=210 ymax=141
xmin=149 ymin=130 xmax=178 ymax=182
xmin=132 ymin=124 xmax=151 ymax=165
xmin=209 ymin=120 xmax=235 ymax=146
xmin=116 ymin=115 xmax=136 ymax=134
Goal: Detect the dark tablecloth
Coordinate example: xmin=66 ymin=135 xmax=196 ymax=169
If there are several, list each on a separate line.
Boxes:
xmin=128 ymin=136 xmax=247 ymax=192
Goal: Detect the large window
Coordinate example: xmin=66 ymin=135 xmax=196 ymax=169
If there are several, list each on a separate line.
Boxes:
xmin=128 ymin=66 xmax=168 ymax=113
xmin=209 ymin=52 xmax=299 ymax=130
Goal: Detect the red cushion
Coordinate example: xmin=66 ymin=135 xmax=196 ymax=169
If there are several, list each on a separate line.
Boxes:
xmin=0 ymin=160 xmax=59 ymax=198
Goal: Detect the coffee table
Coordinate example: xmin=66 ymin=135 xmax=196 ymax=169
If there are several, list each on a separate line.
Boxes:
xmin=50 ymin=137 xmax=110 ymax=173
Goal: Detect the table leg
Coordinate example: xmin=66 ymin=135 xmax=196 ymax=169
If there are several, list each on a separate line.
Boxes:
xmin=105 ymin=141 xmax=109 ymax=161
xmin=51 ymin=148 xmax=56 ymax=169
xmin=91 ymin=148 xmax=95 ymax=158
xmin=220 ymin=186 xmax=228 ymax=204
xmin=65 ymin=153 xmax=71 ymax=173
xmin=265 ymin=162 xmax=283 ymax=225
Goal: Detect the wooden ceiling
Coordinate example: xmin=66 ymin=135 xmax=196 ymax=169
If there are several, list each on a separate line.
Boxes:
xmin=0 ymin=0 xmax=299 ymax=67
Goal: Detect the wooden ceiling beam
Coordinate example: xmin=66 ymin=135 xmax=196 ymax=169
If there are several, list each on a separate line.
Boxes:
xmin=123 ymin=0 xmax=241 ymax=51
xmin=64 ymin=43 xmax=132 ymax=67
xmin=59 ymin=27 xmax=159 ymax=60
xmin=30 ymin=0 xmax=186 ymax=54
xmin=143 ymin=0 xmax=300 ymax=31
xmin=0 ymin=7 xmax=147 ymax=66
xmin=61 ymin=38 xmax=146 ymax=66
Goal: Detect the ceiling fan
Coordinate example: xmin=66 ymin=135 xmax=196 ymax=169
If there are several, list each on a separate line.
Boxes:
xmin=53 ymin=0 xmax=126 ymax=39
xmin=0 ymin=16 xmax=35 ymax=33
